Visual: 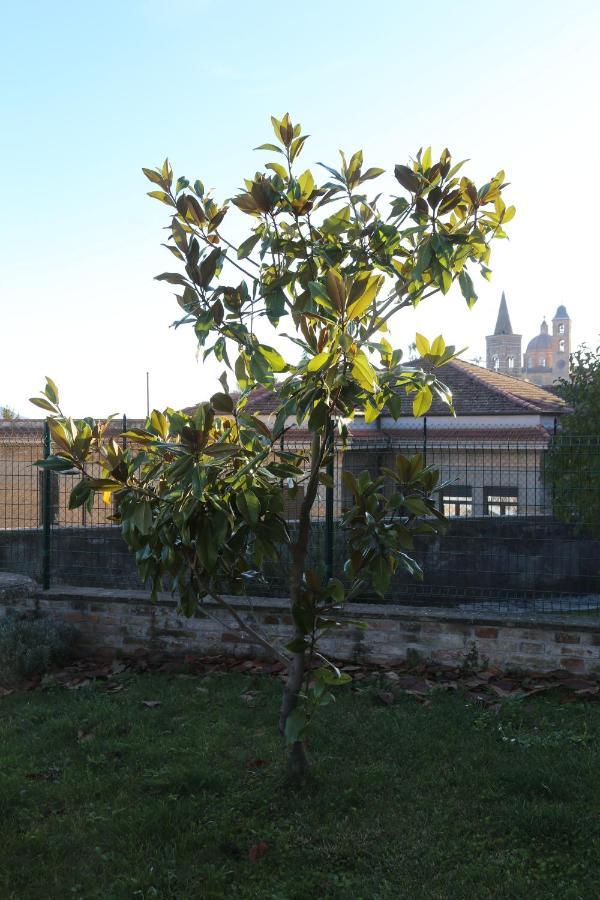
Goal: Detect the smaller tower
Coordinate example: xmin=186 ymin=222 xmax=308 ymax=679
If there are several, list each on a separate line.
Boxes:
xmin=552 ymin=304 xmax=571 ymax=381
xmin=524 ymin=318 xmax=555 ymax=386
xmin=486 ymin=292 xmax=522 ymax=376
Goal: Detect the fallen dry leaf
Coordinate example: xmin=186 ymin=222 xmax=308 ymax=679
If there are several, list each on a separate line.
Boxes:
xmin=246 ymin=758 xmax=269 ymax=770
xmin=248 ymin=841 xmax=268 ymax=861
xmin=25 ymin=767 xmax=61 ymax=782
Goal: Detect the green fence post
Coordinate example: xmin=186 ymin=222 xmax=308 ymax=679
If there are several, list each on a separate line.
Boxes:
xmin=42 ymin=421 xmax=51 ymax=589
xmin=325 ymin=422 xmax=334 ymax=582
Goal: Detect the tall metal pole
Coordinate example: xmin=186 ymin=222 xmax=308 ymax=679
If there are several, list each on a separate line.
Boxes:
xmin=42 ymin=422 xmax=51 ymax=590
xmin=146 ymin=372 xmax=150 ymax=418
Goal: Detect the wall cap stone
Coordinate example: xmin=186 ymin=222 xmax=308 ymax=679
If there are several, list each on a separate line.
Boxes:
xmin=29 ymin=586 xmax=600 ymax=633
xmin=0 ymin=572 xmax=37 ymax=601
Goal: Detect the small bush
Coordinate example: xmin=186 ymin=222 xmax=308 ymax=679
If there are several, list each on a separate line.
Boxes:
xmin=0 ymin=613 xmax=78 ymax=683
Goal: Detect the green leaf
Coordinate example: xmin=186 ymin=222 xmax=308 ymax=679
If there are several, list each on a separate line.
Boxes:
xmin=120 ymin=429 xmax=156 ymax=443
xmin=29 ymin=396 xmax=58 ymax=413
xmin=308 ymin=281 xmax=336 ymax=312
xmin=387 ymin=393 xmax=402 ymax=419
xmin=132 ymin=500 xmax=153 ymax=534
xmin=210 ymin=392 xmax=234 ymax=413
xmin=404 ymin=496 xmax=432 ymax=516
xmin=284 ymin=708 xmax=306 ymax=745
xmin=237 ymin=233 xmax=260 ymax=259
xmin=155 ymin=272 xmax=189 ymax=287
xmin=199 ymin=248 xmax=221 ymax=288
xmin=314 ymin=667 xmax=352 ymax=686
xmin=237 ymin=490 xmax=260 ymax=524
xmin=458 ymin=270 xmax=478 ymax=309
xmin=254 ymin=143 xmax=283 ymax=154
xmin=361 ymin=167 xmax=385 ymax=182
xmin=68 ymin=479 xmax=93 ymax=510
xmin=265 ymin=287 xmax=287 ymax=325
xmin=286 ymin=638 xmax=309 ymax=653
xmin=142 ymin=167 xmax=165 ymax=186
xmin=44 ymin=377 xmax=59 ymax=404
xmin=394 ymin=164 xmax=420 ymax=193
xmin=34 ymin=455 xmax=75 ymax=472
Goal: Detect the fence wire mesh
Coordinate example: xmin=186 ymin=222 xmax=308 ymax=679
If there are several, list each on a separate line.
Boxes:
xmin=1 ymin=421 xmax=599 ymax=616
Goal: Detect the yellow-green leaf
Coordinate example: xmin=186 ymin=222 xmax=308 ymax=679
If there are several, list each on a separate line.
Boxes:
xmin=415 ymin=333 xmax=430 ymax=357
xmin=307 ymin=351 xmax=331 ymax=372
xmin=266 ymin=162 xmax=288 ymax=180
xmin=29 ymin=396 xmax=58 ymax=413
xmin=147 ymin=190 xmax=175 ymax=206
xmin=364 ymin=398 xmax=383 ymax=423
xmin=352 ymin=351 xmax=378 ymax=392
xmin=258 ymin=345 xmax=287 ymax=372
xmin=431 ymin=335 xmax=446 ymax=356
xmin=298 ymin=169 xmax=315 ymax=197
xmin=347 ymin=273 xmax=384 ymax=320
xmin=413 ymin=385 xmax=433 ymax=417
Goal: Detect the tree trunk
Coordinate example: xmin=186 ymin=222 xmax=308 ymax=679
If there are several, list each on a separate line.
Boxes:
xmin=279 ymin=432 xmax=323 ymax=778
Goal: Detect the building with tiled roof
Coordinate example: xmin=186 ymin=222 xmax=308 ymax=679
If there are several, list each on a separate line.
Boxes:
xmin=236 ymin=357 xmax=567 ymax=433
xmin=219 ymin=358 xmax=569 ymax=519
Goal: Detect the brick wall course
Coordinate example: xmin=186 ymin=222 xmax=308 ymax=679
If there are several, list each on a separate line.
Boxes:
xmin=1 ymin=578 xmax=600 ymax=675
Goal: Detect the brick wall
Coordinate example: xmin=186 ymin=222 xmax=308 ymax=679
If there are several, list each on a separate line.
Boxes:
xmin=2 ymin=583 xmax=599 ymax=675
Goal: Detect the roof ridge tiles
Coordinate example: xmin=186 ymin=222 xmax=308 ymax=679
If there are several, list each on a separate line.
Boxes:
xmin=447 ymin=359 xmax=550 ymax=413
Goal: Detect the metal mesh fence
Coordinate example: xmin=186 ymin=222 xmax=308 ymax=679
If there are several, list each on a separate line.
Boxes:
xmin=1 ymin=422 xmax=599 ymax=615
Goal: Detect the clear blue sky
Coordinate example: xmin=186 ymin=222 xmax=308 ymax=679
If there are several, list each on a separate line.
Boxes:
xmin=1 ymin=0 xmax=599 ymax=416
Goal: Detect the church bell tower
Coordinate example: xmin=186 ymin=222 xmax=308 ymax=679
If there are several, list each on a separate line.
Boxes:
xmin=486 ymin=292 xmax=522 ymax=376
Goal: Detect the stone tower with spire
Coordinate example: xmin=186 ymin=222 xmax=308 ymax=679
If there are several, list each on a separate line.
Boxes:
xmin=485 ymin=292 xmax=522 ymax=376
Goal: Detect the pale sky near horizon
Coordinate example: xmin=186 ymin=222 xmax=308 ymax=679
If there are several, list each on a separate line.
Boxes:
xmin=1 ymin=0 xmax=599 ymax=418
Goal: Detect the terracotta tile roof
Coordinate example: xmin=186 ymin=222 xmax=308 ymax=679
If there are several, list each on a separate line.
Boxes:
xmin=200 ymin=359 xmax=569 ymax=418
xmin=405 ymin=358 xmax=569 ymax=416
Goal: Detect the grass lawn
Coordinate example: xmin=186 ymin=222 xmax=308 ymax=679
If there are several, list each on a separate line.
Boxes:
xmin=1 ymin=671 xmax=599 ymax=900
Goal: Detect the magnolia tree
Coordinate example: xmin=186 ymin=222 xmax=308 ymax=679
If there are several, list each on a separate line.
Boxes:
xmin=33 ymin=114 xmax=512 ymax=776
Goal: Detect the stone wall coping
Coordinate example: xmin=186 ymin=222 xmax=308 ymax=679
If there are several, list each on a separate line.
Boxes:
xmin=32 ymin=586 xmax=600 ymax=633
xmin=0 ymin=573 xmax=38 ymax=601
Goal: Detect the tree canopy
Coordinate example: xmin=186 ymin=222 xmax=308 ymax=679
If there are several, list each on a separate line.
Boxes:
xmin=32 ymin=113 xmax=512 ymax=775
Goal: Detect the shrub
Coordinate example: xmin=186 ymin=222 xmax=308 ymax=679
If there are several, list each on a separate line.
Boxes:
xmin=0 ymin=613 xmax=78 ymax=683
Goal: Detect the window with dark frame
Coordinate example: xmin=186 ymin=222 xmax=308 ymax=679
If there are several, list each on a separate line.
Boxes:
xmin=440 ymin=485 xmax=473 ymax=517
xmin=484 ymin=487 xmax=518 ymax=516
